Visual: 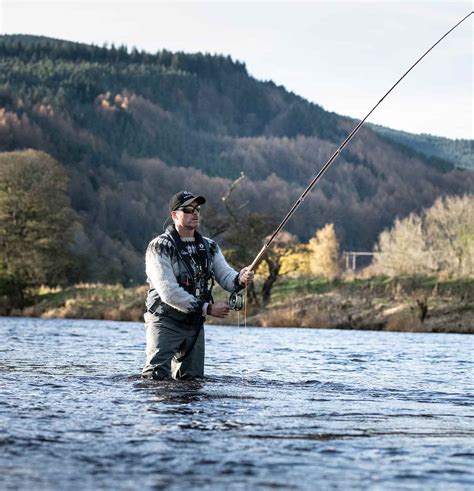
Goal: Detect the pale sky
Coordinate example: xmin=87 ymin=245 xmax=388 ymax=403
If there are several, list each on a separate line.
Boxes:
xmin=1 ymin=0 xmax=472 ymax=139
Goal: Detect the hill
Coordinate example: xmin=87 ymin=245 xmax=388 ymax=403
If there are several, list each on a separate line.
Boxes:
xmin=0 ymin=34 xmax=472 ymax=284
xmin=369 ymin=124 xmax=473 ymax=170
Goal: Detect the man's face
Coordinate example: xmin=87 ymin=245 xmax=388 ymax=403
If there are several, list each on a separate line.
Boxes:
xmin=172 ymin=199 xmax=201 ymax=230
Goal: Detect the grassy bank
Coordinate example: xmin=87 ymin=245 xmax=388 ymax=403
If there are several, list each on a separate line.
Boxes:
xmin=2 ymin=277 xmax=473 ymax=333
xmin=8 ymin=284 xmax=148 ymax=321
xmin=252 ymin=276 xmax=473 ymax=334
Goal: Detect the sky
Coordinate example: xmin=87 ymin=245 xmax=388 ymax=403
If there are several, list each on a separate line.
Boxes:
xmin=1 ymin=0 xmax=472 ymax=139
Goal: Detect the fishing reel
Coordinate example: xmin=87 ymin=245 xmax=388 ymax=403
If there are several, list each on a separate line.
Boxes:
xmin=228 ymin=289 xmax=244 ymax=311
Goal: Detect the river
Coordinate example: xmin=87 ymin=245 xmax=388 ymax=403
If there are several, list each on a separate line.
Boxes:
xmin=0 ymin=317 xmax=472 ymax=490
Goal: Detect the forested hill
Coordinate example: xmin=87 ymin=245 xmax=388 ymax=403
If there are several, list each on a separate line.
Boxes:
xmin=1 ymin=34 xmax=472 ymax=284
xmin=369 ymin=124 xmax=473 ymax=170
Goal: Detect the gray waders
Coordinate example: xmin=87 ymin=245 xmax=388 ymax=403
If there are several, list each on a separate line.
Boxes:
xmin=142 ymin=312 xmax=205 ymax=380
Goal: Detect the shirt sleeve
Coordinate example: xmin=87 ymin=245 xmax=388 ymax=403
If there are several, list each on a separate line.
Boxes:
xmin=145 ymin=237 xmax=204 ymax=314
xmin=211 ymin=242 xmax=240 ymax=292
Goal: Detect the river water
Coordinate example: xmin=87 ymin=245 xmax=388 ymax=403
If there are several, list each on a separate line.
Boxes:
xmin=0 ymin=317 xmax=472 ymax=490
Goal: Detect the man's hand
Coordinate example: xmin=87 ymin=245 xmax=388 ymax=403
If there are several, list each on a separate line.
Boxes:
xmin=207 ymin=302 xmax=230 ymax=318
xmin=239 ymin=267 xmax=254 ymax=286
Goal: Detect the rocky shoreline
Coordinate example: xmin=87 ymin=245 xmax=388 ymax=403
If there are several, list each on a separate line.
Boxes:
xmin=247 ymin=290 xmax=472 ymax=334
xmin=214 ymin=277 xmax=473 ymax=334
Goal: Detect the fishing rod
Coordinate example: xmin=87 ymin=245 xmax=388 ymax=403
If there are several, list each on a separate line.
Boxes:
xmin=228 ymin=11 xmax=473 ymax=310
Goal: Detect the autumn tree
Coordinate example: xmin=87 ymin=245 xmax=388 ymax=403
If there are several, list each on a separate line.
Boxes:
xmin=373 ymin=195 xmax=473 ymax=277
xmin=308 ymin=223 xmax=340 ymax=280
xmin=0 ymin=149 xmax=76 ymax=302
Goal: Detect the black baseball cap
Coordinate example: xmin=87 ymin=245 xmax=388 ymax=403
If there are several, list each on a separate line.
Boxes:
xmin=169 ymin=190 xmax=206 ymax=212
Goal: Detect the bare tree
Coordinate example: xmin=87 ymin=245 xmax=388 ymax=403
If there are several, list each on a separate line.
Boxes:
xmin=208 ymin=172 xmax=297 ymax=305
xmin=373 ymin=195 xmax=473 ymax=277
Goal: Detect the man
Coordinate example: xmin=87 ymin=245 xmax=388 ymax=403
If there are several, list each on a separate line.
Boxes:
xmin=142 ymin=190 xmax=254 ymax=380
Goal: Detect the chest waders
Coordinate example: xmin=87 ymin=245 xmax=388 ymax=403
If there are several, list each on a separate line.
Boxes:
xmin=147 ymin=226 xmax=214 ymax=363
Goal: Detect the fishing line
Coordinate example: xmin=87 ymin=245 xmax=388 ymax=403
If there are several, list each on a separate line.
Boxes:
xmin=244 ymin=285 xmax=248 ymax=329
xmin=236 ymin=291 xmax=248 ymax=381
xmin=235 ymin=280 xmax=251 ymax=380
xmin=162 ymin=215 xmax=172 ymax=231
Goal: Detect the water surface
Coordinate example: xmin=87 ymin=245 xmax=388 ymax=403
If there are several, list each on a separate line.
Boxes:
xmin=0 ymin=317 xmax=473 ymax=490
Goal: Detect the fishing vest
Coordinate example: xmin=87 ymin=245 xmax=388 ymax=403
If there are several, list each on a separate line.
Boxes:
xmin=145 ymin=226 xmax=214 ymax=325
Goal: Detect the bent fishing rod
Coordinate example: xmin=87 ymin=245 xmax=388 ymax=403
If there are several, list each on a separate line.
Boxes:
xmin=228 ymin=11 xmax=473 ymax=311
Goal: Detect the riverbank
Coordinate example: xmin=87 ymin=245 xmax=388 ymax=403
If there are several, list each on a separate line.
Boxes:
xmin=1 ymin=276 xmax=472 ymax=333
xmin=248 ymin=276 xmax=473 ymax=334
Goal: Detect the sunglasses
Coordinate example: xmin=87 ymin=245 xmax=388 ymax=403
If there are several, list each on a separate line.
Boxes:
xmin=178 ymin=205 xmax=201 ymax=214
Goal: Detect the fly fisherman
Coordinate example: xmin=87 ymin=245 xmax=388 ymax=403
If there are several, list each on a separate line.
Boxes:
xmin=142 ymin=190 xmax=254 ymax=380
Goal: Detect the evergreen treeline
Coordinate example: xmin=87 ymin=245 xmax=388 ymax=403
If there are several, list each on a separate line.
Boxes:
xmin=0 ymin=34 xmax=472 ymax=286
xmin=369 ymin=124 xmax=473 ymax=170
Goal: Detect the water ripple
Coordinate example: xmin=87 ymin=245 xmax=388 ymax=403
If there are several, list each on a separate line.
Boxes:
xmin=1 ymin=317 xmax=473 ymax=490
